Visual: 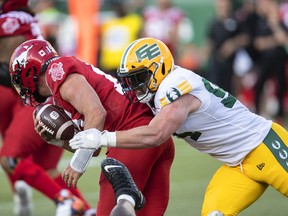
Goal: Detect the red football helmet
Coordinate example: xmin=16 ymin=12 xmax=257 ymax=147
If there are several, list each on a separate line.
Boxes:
xmin=10 ymin=39 xmax=59 ymax=106
xmin=1 ymin=0 xmax=29 ymax=13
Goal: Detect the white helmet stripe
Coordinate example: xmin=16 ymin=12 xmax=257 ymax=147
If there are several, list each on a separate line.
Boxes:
xmin=120 ymin=38 xmax=147 ymax=72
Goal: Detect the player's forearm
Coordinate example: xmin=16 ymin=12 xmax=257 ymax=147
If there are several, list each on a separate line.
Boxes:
xmin=115 ymin=126 xmax=167 ymax=149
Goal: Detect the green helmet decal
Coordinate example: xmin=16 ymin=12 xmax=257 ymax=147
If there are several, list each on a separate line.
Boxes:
xmin=135 ymin=43 xmax=161 ymax=62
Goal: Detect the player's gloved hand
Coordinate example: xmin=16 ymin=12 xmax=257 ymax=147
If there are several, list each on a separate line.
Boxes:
xmin=69 ymin=128 xmax=116 ymax=150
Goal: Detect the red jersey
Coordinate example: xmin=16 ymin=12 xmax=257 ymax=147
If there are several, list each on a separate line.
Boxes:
xmin=0 ymin=11 xmax=43 ymax=39
xmin=45 ymin=56 xmax=154 ymax=131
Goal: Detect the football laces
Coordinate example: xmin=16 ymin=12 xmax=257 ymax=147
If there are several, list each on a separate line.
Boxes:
xmin=38 ymin=119 xmax=54 ymax=136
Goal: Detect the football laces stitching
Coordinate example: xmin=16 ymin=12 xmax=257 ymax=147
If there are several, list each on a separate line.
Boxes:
xmin=38 ymin=119 xmax=54 ymax=136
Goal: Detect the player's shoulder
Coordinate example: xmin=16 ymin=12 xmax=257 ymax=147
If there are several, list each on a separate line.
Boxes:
xmin=51 ymin=56 xmax=81 ymax=69
xmin=160 ymin=66 xmax=198 ymax=89
xmin=46 ymin=57 xmax=73 ymax=83
xmin=155 ymin=66 xmax=195 ymax=108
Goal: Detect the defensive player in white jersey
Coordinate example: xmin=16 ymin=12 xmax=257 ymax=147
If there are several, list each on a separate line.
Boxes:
xmin=69 ymin=37 xmax=288 ymax=216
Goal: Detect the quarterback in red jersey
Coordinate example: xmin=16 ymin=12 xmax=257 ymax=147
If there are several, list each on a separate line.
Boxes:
xmin=10 ymin=38 xmax=175 ymax=216
xmin=0 ymin=0 xmax=92 ymax=215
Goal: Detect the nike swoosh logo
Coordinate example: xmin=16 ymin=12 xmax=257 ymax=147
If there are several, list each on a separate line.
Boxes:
xmin=104 ymin=165 xmax=122 ymax=172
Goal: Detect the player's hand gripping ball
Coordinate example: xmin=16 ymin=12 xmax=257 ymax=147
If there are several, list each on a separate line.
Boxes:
xmin=35 ymin=104 xmax=75 ymax=140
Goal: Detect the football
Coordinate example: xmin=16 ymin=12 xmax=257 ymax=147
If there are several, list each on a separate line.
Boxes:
xmin=35 ymin=104 xmax=75 ymax=140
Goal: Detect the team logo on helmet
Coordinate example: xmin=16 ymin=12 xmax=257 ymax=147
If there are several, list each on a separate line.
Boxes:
xmin=12 ymin=44 xmax=33 ymax=71
xmin=48 ymin=62 xmax=65 ymax=82
xmin=135 ymin=43 xmax=161 ymax=62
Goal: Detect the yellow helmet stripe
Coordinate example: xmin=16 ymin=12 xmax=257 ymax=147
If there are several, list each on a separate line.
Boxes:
xmin=120 ymin=41 xmax=137 ymax=70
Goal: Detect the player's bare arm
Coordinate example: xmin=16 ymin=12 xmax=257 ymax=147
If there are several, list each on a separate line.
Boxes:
xmin=69 ymin=94 xmax=201 ymax=150
xmin=116 ymin=94 xmax=201 ymax=148
xmin=60 ymin=73 xmax=106 ymax=131
xmin=60 ymin=73 xmax=106 ymax=187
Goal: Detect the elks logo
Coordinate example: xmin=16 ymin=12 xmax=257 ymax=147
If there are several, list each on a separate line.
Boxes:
xmin=48 ymin=62 xmax=65 ymax=82
xmin=2 ymin=18 xmax=20 ymax=34
xmin=166 ymin=88 xmax=181 ymax=102
xmin=159 ymin=80 xmax=192 ymax=107
xmin=135 ymin=43 xmax=161 ymax=62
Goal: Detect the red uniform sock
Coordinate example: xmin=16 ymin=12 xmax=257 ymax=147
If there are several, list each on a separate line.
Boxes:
xmin=54 ymin=174 xmax=91 ymax=210
xmin=10 ymin=159 xmax=62 ymax=200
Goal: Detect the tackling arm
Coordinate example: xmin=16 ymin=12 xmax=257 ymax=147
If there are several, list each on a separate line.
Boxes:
xmin=115 ymin=94 xmax=200 ymax=148
xmin=69 ymin=94 xmax=201 ymax=149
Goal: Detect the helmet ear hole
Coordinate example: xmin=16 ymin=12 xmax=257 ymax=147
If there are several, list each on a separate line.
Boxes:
xmin=161 ymin=63 xmax=165 ymax=75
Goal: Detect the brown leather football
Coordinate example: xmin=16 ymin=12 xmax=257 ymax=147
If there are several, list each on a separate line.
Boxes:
xmin=36 ymin=104 xmax=74 ymax=140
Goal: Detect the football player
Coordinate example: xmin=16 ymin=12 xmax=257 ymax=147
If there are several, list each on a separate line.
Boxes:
xmin=9 ymin=39 xmax=175 ymax=216
xmin=0 ymin=0 xmax=93 ymax=215
xmin=69 ymin=37 xmax=288 ymax=216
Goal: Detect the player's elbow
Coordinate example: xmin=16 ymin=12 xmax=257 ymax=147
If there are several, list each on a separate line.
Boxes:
xmin=146 ymin=128 xmax=168 ymax=147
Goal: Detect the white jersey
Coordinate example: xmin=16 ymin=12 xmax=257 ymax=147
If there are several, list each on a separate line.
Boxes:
xmin=153 ymin=66 xmax=272 ymax=166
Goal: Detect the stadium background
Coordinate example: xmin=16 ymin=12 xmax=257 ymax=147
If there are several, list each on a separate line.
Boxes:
xmin=0 ymin=0 xmax=287 ymax=215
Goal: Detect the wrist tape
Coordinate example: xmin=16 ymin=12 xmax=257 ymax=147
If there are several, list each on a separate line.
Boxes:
xmin=70 ymin=148 xmax=95 ymax=173
xmin=101 ymin=131 xmax=116 ymax=147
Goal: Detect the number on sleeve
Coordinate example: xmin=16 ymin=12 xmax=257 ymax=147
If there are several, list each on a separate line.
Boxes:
xmin=202 ymin=78 xmax=236 ymax=108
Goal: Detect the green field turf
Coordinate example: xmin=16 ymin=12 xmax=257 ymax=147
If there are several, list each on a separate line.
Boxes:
xmin=0 ymin=138 xmax=286 ymax=215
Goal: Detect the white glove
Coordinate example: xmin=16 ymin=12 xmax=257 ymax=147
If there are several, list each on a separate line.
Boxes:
xmin=69 ymin=128 xmax=116 ymax=150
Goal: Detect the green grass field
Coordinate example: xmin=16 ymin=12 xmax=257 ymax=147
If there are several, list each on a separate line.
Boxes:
xmin=0 ymin=138 xmax=287 ymax=215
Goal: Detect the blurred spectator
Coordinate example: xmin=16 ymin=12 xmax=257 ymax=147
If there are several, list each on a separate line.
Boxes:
xmin=253 ymin=0 xmax=288 ymax=120
xmin=31 ymin=0 xmax=62 ymax=50
xmin=141 ymin=0 xmax=186 ymax=62
xmin=235 ymin=0 xmax=259 ymax=64
xmin=176 ymin=17 xmax=202 ymax=72
xmin=98 ymin=0 xmax=142 ymax=79
xmin=205 ymin=0 xmax=249 ymax=95
xmin=233 ymin=0 xmax=258 ymax=107
xmin=30 ymin=0 xmax=76 ymax=56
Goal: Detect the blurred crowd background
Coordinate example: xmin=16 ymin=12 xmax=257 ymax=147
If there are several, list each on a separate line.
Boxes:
xmin=30 ymin=0 xmax=288 ymax=125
